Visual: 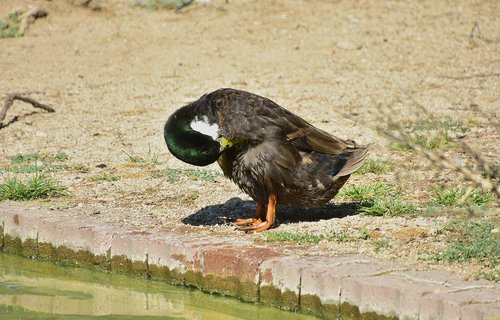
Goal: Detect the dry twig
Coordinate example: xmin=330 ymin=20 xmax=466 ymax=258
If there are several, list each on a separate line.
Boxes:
xmin=378 ymin=99 xmax=499 ymax=197
xmin=0 ymin=93 xmax=55 ymax=124
xmin=176 ymin=0 xmax=195 ymax=12
xmin=18 ymin=6 xmax=48 ymax=35
xmin=469 ymin=21 xmax=499 ymax=44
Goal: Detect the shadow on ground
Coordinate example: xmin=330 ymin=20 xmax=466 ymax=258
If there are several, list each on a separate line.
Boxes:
xmin=182 ymin=197 xmax=362 ymax=227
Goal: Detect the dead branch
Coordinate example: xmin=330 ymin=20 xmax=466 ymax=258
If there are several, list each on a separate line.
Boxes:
xmin=0 ymin=93 xmax=55 ymax=124
xmin=462 ymin=142 xmax=499 ymax=181
xmin=176 ymin=0 xmax=195 ymax=12
xmin=18 ymin=6 xmax=48 ymax=35
xmin=379 ymin=107 xmax=499 ymax=197
xmin=469 ymin=21 xmax=499 ymax=44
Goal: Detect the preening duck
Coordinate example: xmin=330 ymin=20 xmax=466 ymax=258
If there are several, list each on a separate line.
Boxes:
xmin=164 ymin=88 xmax=368 ymax=232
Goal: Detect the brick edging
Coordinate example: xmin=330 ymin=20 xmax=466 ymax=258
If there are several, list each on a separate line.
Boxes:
xmin=0 ymin=201 xmax=498 ymax=319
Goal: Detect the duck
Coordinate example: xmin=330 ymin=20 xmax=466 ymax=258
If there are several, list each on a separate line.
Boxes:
xmin=164 ymin=88 xmax=368 ymax=232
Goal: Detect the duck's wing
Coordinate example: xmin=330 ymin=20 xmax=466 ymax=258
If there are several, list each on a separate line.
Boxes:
xmin=211 ymin=88 xmax=358 ymax=155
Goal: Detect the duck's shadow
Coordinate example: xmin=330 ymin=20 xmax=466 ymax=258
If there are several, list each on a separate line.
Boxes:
xmin=182 ymin=197 xmax=362 ymax=227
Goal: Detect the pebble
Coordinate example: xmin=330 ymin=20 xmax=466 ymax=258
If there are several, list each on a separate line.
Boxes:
xmin=416 ymin=217 xmax=435 ymax=227
xmin=46 ymin=89 xmax=60 ymax=98
xmin=336 ymin=40 xmax=361 ymax=50
xmin=35 ymin=131 xmax=47 ymax=137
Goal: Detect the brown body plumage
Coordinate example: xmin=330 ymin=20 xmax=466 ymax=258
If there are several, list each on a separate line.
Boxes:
xmin=164 ymin=88 xmax=368 ymax=232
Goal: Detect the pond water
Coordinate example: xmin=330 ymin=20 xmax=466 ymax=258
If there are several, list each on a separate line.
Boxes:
xmin=0 ymin=253 xmax=317 ymax=320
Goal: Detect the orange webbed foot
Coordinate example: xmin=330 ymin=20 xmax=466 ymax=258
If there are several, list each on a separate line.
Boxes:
xmin=235 ymin=194 xmax=277 ymax=233
xmin=234 ymin=218 xmax=262 ymax=226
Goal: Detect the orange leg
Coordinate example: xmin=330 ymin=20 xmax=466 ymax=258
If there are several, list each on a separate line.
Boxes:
xmin=234 ymin=201 xmax=265 ymax=226
xmin=238 ymin=193 xmax=277 ymax=233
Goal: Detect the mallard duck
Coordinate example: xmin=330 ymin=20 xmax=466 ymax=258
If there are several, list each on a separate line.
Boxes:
xmin=164 ymin=88 xmax=368 ymax=232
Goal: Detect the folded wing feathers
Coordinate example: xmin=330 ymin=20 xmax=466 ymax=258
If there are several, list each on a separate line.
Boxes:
xmin=334 ymin=147 xmax=369 ymax=177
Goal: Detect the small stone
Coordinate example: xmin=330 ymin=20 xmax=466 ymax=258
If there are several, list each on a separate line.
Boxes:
xmin=349 ymin=16 xmax=360 ymax=24
xmin=336 ymin=40 xmax=361 ymax=50
xmin=415 ymin=217 xmax=435 ymax=227
xmin=33 ymin=160 xmax=45 ymax=170
xmin=46 ymin=89 xmax=60 ymax=98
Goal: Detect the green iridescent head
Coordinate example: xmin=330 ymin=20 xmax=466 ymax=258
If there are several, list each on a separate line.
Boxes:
xmin=164 ymin=104 xmax=222 ymax=166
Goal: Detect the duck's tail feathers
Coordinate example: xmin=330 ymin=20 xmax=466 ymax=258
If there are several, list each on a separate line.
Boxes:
xmin=334 ymin=146 xmax=369 ymax=177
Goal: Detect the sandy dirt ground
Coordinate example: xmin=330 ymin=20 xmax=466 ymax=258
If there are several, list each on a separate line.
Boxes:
xmin=0 ymin=0 xmax=499 ymax=279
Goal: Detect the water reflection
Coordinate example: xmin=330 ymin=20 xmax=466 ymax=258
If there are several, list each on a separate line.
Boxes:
xmin=0 ymin=254 xmax=315 ymax=319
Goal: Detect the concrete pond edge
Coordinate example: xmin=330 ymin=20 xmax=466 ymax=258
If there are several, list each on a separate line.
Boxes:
xmin=0 ymin=201 xmax=498 ymax=320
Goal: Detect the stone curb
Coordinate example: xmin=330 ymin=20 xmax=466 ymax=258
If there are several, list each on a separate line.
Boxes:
xmin=0 ymin=201 xmax=499 ymax=319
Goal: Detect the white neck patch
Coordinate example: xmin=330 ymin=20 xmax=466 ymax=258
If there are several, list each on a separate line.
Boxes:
xmin=190 ymin=115 xmax=219 ymax=140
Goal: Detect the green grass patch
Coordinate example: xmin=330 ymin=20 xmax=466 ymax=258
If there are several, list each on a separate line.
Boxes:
xmin=0 ymin=174 xmax=67 ymax=201
xmin=188 ymin=191 xmax=199 ymax=201
xmin=264 ymin=231 xmax=322 ymax=245
xmin=475 ymin=270 xmax=499 ymax=282
xmin=123 ymin=146 xmax=159 ymax=165
xmin=373 ymin=238 xmax=392 ymax=252
xmin=355 ymin=159 xmax=391 ymax=175
xmin=134 ymin=0 xmax=189 ymax=10
xmin=392 ymin=116 xmax=471 ymax=152
xmin=430 ymin=186 xmax=494 ymax=207
xmin=432 ymin=219 xmax=499 ymax=268
xmin=90 ymin=173 xmax=121 ymax=182
xmin=392 ymin=134 xmax=455 ymax=152
xmin=3 ymin=151 xmax=71 ymax=173
xmin=404 ymin=116 xmax=469 ymax=133
xmin=9 ymin=152 xmax=40 ymax=164
xmin=339 ymin=182 xmax=416 ymax=216
xmin=162 ymin=168 xmax=223 ymax=183
xmin=359 ymin=194 xmax=416 ymax=216
xmin=324 ymin=229 xmax=356 ymax=242
xmin=263 ymin=228 xmax=374 ymax=245
xmin=0 ymin=11 xmax=21 ymax=38
xmin=338 ymin=182 xmax=393 ymax=203
xmin=392 ymin=142 xmax=413 ymax=152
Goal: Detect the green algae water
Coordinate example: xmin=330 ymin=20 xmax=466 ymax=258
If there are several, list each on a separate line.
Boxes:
xmin=0 ymin=253 xmax=316 ymax=320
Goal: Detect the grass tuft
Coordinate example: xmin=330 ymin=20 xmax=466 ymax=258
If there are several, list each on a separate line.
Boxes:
xmin=263 ymin=228 xmax=374 ymax=245
xmin=338 ymin=182 xmax=392 ymax=203
xmin=134 ymin=0 xmax=188 ymax=10
xmin=373 ymin=238 xmax=392 ymax=252
xmin=324 ymin=229 xmax=356 ymax=242
xmin=432 ymin=220 xmax=499 ymax=268
xmin=475 ymin=270 xmax=500 ymax=282
xmin=359 ymin=194 xmax=416 ymax=216
xmin=264 ymin=231 xmax=322 ymax=245
xmin=4 ymin=151 xmax=72 ymax=173
xmin=405 ymin=116 xmax=469 ymax=133
xmin=162 ymin=168 xmax=223 ymax=183
xmin=0 ymin=174 xmax=67 ymax=201
xmin=355 ymin=159 xmax=391 ymax=175
xmin=392 ymin=116 xmax=471 ymax=152
xmin=90 ymin=173 xmax=121 ymax=182
xmin=0 ymin=12 xmax=20 ymax=38
xmin=339 ymin=182 xmax=416 ymax=216
xmin=430 ymin=186 xmax=494 ymax=207
xmin=123 ymin=145 xmax=159 ymax=165
xmin=393 ymin=134 xmax=454 ymax=152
